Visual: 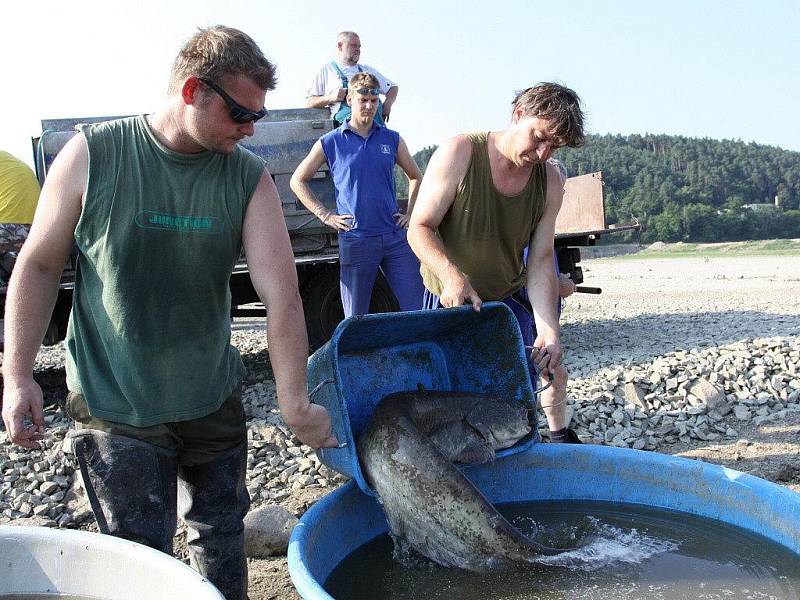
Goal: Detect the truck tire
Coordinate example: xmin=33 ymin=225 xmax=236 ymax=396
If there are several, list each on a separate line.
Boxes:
xmin=301 ymin=266 xmax=399 ymax=350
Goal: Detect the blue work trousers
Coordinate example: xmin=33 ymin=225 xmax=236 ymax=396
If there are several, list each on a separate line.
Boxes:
xmin=339 ymin=229 xmax=424 ymax=317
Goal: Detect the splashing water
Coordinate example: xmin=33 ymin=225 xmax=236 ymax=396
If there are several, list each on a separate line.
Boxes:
xmin=523 ymin=516 xmax=679 ymax=570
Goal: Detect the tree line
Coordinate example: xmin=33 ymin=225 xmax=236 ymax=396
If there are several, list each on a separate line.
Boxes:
xmin=397 ymin=134 xmax=800 ymax=244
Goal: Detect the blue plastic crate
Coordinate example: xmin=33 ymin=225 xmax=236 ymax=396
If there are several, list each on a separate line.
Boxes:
xmin=307 ymin=302 xmax=537 ymax=495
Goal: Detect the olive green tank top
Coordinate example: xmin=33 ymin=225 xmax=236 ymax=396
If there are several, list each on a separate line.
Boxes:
xmin=421 ymin=132 xmax=546 ymax=301
xmin=65 ymin=116 xmax=264 ymax=426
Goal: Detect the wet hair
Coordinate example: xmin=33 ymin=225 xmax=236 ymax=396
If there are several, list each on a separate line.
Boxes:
xmin=512 ymin=82 xmax=585 ymax=148
xmin=348 ymin=72 xmax=379 ymax=91
xmin=169 ymin=25 xmax=277 ymax=94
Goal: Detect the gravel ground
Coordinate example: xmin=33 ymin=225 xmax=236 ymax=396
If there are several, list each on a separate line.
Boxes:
xmin=559 ymin=253 xmax=800 ymax=495
xmin=563 ymin=254 xmax=800 ymax=378
xmin=2 ymin=251 xmax=800 ymax=600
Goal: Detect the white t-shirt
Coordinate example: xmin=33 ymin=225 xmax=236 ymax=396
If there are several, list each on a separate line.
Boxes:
xmin=306 ymin=62 xmax=396 ymax=116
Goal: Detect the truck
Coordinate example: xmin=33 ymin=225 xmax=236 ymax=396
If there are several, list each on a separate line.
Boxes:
xmin=0 ymin=108 xmax=637 ymax=350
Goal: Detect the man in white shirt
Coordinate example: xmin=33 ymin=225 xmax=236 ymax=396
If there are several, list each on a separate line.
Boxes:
xmin=306 ymin=31 xmax=398 ymax=126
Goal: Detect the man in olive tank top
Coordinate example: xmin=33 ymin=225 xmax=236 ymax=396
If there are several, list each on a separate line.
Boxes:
xmin=408 ymin=83 xmax=585 ymax=444
xmin=2 ymin=27 xmax=337 ymax=600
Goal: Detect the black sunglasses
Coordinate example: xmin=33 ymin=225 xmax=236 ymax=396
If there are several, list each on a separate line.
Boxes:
xmin=199 ymin=77 xmax=267 ymax=123
xmin=353 ymin=87 xmax=380 ymax=96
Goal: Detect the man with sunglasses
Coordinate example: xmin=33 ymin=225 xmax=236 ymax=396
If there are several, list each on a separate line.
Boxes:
xmin=306 ymin=31 xmax=398 ymax=126
xmin=2 ymin=26 xmax=336 ymax=600
xmin=408 ymin=83 xmax=586 ymax=445
xmin=292 ymin=72 xmax=423 ymax=318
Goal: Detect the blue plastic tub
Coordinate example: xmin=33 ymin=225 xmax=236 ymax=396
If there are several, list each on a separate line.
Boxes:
xmin=288 ymin=445 xmax=800 ymax=600
xmin=307 ymin=303 xmax=537 ymax=494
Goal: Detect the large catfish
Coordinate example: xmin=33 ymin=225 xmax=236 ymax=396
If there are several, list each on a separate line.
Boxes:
xmin=357 ymin=387 xmax=570 ymax=572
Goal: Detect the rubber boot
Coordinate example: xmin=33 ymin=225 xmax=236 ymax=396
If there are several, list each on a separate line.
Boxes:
xmin=66 ymin=429 xmax=178 ymax=554
xmin=178 ymin=441 xmax=251 ymax=600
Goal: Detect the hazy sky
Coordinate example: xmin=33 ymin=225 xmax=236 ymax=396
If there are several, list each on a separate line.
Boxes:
xmin=2 ymin=0 xmax=798 ymax=167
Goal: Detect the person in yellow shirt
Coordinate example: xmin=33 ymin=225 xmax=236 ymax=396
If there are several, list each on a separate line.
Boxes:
xmin=0 ymin=151 xmax=40 ymax=254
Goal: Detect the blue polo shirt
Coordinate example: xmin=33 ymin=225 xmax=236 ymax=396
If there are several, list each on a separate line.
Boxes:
xmin=320 ymin=121 xmax=400 ymax=237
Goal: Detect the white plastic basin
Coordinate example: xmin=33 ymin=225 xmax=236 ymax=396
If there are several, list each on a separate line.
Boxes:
xmin=0 ymin=526 xmax=224 ymax=599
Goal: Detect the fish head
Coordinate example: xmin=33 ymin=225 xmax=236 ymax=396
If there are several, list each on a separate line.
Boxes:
xmin=467 ymin=400 xmax=532 ymax=450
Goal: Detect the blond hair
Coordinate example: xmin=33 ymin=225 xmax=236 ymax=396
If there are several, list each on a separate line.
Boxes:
xmin=169 ymin=25 xmax=277 ymax=94
xmin=347 ymin=72 xmax=379 ymax=91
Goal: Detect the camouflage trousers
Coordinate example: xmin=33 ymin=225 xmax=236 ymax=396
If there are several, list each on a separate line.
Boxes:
xmin=0 ymin=223 xmax=31 ymax=254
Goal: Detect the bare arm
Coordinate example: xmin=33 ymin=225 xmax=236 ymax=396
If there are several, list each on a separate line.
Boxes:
xmin=2 ymin=134 xmax=86 ymax=448
xmin=305 ymin=96 xmax=329 ymax=109
xmin=527 ymin=161 xmax=567 ymax=375
xmin=306 ymin=88 xmax=346 ymax=109
xmin=289 ymin=140 xmax=352 ymax=232
xmin=558 ymin=272 xmax=577 ymax=298
xmin=393 ymin=136 xmax=422 ymax=227
xmin=243 ymin=171 xmax=338 ymax=449
xmin=382 ymin=85 xmax=399 ymax=121
xmin=407 ymin=135 xmax=481 ymax=309
xmin=306 ymin=65 xmax=346 ymax=109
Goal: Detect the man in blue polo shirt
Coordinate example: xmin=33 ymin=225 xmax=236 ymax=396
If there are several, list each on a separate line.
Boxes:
xmin=291 ymin=72 xmax=424 ymax=317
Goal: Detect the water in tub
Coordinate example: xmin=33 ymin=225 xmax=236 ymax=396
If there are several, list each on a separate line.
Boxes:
xmin=326 ymin=500 xmax=800 ymax=599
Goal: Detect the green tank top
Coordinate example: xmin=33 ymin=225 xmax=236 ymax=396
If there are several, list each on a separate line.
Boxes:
xmin=421 ymin=132 xmax=546 ymax=301
xmin=65 ymin=116 xmax=264 ymax=427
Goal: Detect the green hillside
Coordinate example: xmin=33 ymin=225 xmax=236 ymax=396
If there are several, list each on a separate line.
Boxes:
xmin=398 ymin=134 xmax=800 ymax=244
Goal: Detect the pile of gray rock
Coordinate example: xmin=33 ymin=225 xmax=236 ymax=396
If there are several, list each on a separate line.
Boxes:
xmin=562 ymin=337 xmax=800 ymax=448
xmin=242 ymin=381 xmax=343 ymax=503
xmin=0 ymin=417 xmax=75 ymax=526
